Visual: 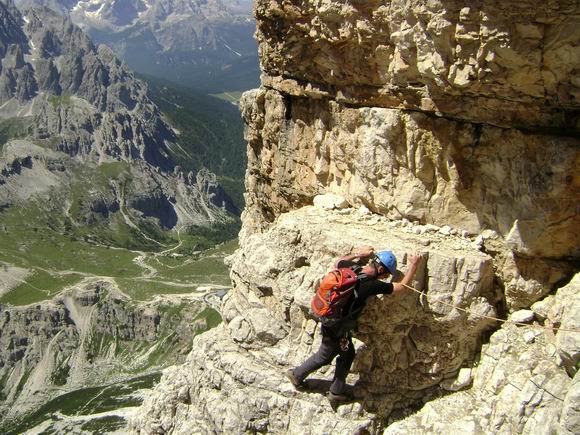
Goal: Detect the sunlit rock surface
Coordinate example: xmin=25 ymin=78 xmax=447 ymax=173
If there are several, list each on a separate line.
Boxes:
xmin=0 ymin=280 xmax=207 ymax=425
xmin=132 ymin=1 xmax=579 ymax=433
xmin=133 ymin=206 xmax=499 ymax=433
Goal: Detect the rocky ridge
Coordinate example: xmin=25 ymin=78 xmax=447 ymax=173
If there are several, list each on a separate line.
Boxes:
xmin=0 ymin=279 xmax=212 ymax=426
xmin=132 ymin=1 xmax=580 ymax=434
xmin=14 ymin=0 xmax=255 ymax=53
xmin=133 ymin=203 xmax=579 ymax=434
xmin=1 ymin=2 xmax=170 ymax=163
xmin=12 ymin=0 xmax=259 ymax=91
xmin=0 ymin=0 xmax=236 ymax=229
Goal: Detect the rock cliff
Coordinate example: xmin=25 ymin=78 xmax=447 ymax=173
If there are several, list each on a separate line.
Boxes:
xmin=132 ymin=1 xmax=580 ymax=433
xmin=12 ymin=0 xmax=259 ymax=91
xmin=0 ymin=1 xmax=237 ymax=230
xmin=0 ymin=279 xmax=214 ymax=427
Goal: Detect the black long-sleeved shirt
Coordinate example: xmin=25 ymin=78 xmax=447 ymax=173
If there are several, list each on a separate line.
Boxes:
xmin=320 ymin=260 xmax=393 ymax=338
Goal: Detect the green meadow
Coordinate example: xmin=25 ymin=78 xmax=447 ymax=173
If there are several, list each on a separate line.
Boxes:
xmin=0 ymin=199 xmax=237 ymax=305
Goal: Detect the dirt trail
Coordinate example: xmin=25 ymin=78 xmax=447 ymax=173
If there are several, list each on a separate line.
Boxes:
xmin=132 ymin=253 xmax=158 ymax=278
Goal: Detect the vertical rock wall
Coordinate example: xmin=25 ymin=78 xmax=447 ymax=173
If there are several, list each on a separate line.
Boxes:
xmin=246 ymin=0 xmax=580 ymax=259
xmin=132 ymin=1 xmax=580 ymax=433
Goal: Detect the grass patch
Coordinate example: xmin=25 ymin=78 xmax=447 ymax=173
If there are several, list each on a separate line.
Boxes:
xmin=0 ymin=162 xmax=239 ymax=304
xmin=150 ymin=239 xmax=237 ymax=286
xmin=115 ymin=279 xmax=199 ymax=300
xmin=195 ymin=307 xmax=222 ymax=330
xmin=80 ymin=416 xmax=127 ymax=433
xmin=49 ymin=93 xmax=71 ymax=110
xmin=0 ymin=231 xmax=141 ymax=277
xmin=144 ymin=333 xmax=183 ymax=367
xmin=157 ymin=302 xmax=187 ymax=319
xmin=70 ymin=213 xmax=173 ymax=252
xmin=34 ymin=135 xmax=62 ymax=150
xmin=14 ymin=369 xmax=32 ymax=398
xmin=0 ymin=201 xmax=237 ymax=304
xmin=0 ymin=373 xmax=161 ymax=435
xmin=98 ymin=161 xmax=132 ymax=180
xmin=0 ymin=203 xmax=143 ymax=305
xmin=0 ymin=270 xmax=83 ymax=306
xmin=50 ymin=360 xmax=71 ymax=387
xmin=85 ymin=331 xmax=117 ymax=363
xmin=179 ymin=220 xmax=241 ymax=252
xmin=0 ymin=117 xmax=33 ymax=146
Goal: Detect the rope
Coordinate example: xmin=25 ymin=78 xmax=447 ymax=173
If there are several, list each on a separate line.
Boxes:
xmin=402 ymin=283 xmax=580 ymax=334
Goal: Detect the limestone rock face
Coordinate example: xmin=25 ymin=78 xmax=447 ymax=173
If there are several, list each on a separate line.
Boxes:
xmin=0 ymin=279 xmax=208 ymax=424
xmin=385 ymin=317 xmax=579 ymax=435
xmin=133 ymin=206 xmax=498 ymax=433
xmin=132 ymin=1 xmax=579 ymax=433
xmin=385 ymin=275 xmax=580 ymax=434
xmin=255 ymin=0 xmax=580 ymax=131
xmin=241 ymin=87 xmax=579 ymax=259
xmin=532 ymin=274 xmax=580 ymax=375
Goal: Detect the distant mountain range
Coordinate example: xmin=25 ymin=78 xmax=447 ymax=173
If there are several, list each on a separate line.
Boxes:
xmin=0 ymin=1 xmax=239 ymax=250
xmin=12 ymin=0 xmax=260 ymax=91
xmin=0 ymin=2 xmax=245 ymax=430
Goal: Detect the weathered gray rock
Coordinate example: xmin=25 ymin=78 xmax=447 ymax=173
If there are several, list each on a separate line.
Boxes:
xmin=8 ymin=5 xmax=174 ymax=166
xmin=531 ymin=274 xmax=580 ymax=376
xmin=501 ymin=252 xmax=574 ymax=311
xmin=560 ymin=370 xmax=580 ymax=435
xmin=385 ymin=316 xmax=576 ymax=435
xmin=313 ymin=193 xmax=349 ymax=210
xmin=132 ymin=0 xmax=579 ymax=433
xmin=0 ymin=3 xmax=237 ymax=228
xmin=0 ymin=279 xmax=209 ymax=424
xmin=132 ymin=206 xmax=499 ymax=433
xmin=511 ymin=309 xmax=535 ymax=324
xmin=255 ymin=0 xmax=580 ymax=131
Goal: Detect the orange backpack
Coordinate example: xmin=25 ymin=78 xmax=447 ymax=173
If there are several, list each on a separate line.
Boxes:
xmin=311 ymin=267 xmax=360 ymax=321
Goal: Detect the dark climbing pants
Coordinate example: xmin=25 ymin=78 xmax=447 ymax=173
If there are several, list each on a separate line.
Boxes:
xmin=292 ymin=326 xmax=355 ymax=394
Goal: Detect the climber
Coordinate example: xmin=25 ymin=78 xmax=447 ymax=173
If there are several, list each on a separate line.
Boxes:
xmin=285 ymin=246 xmax=423 ymax=403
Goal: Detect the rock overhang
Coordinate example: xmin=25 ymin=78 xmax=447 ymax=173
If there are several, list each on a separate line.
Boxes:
xmin=254 ymin=0 xmax=580 ymax=132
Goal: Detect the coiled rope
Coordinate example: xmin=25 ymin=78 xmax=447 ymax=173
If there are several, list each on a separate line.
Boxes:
xmin=402 ymin=283 xmax=580 ymax=334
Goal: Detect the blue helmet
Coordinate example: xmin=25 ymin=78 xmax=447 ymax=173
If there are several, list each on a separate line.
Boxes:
xmin=375 ymin=250 xmax=397 ymax=275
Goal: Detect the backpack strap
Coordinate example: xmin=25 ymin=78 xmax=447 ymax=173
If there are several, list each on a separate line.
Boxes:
xmin=343 ymin=266 xmax=370 ymax=320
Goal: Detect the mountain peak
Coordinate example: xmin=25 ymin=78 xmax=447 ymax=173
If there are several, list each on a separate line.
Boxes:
xmin=10 ymin=0 xmax=259 ymax=91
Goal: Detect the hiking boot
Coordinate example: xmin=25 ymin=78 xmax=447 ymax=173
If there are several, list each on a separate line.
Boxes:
xmin=285 ymin=369 xmax=304 ymax=389
xmin=328 ymin=390 xmax=354 ymax=403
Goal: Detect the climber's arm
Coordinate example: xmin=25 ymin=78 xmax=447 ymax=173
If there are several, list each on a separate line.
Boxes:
xmin=392 ymin=253 xmax=422 ymax=293
xmin=334 ymin=245 xmax=375 ymax=268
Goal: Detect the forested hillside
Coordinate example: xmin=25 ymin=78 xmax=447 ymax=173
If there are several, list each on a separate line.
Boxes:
xmin=144 ymin=75 xmax=247 ymax=210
